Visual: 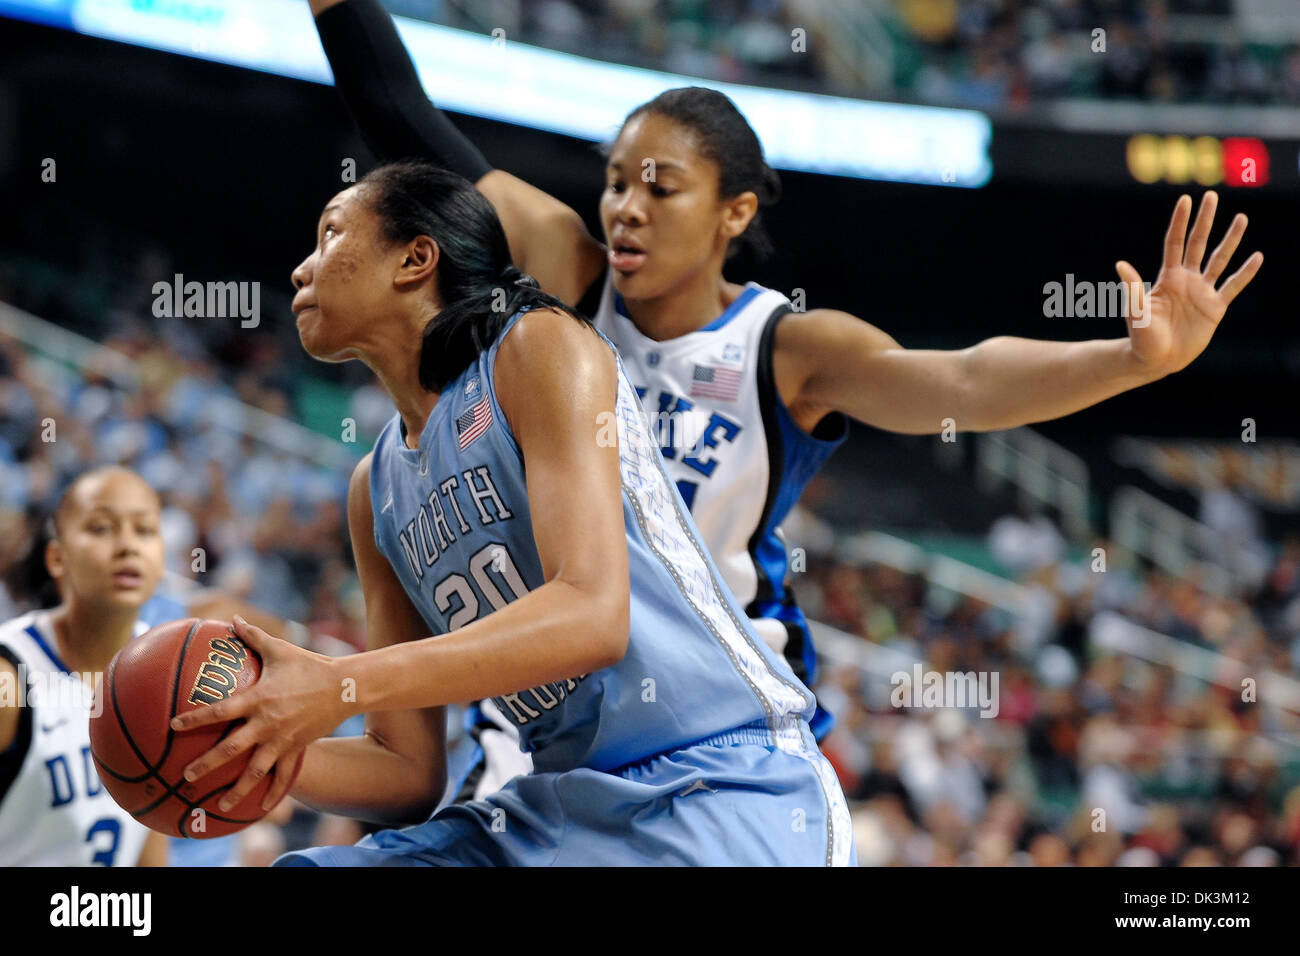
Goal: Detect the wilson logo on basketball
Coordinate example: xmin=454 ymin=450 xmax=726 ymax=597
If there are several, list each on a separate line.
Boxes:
xmin=186 ymin=637 xmax=249 ymax=706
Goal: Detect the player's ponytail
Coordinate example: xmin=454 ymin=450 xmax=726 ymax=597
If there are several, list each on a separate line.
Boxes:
xmin=358 ymin=161 xmax=589 ymax=393
xmin=2 ymin=513 xmax=59 ymax=610
xmin=621 ymin=87 xmax=781 ymax=261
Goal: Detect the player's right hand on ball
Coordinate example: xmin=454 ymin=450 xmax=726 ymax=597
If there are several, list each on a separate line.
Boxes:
xmin=171 ymin=615 xmax=354 ymax=812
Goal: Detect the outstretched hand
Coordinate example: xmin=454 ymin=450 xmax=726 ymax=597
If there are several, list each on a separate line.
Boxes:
xmin=171 ymin=616 xmax=351 ymax=812
xmin=1116 ymin=191 xmax=1262 ymax=377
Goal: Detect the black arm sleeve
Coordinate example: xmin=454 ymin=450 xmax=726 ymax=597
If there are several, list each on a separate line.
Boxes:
xmin=314 ymin=0 xmax=492 ymax=179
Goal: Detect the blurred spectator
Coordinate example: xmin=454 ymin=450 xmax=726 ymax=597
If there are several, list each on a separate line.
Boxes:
xmin=238 ymin=825 xmax=287 ymax=868
xmin=4 ymin=197 xmax=1299 ymax=867
xmin=376 ymin=0 xmax=1300 ymax=109
xmin=989 ymin=504 xmax=1067 ymax=574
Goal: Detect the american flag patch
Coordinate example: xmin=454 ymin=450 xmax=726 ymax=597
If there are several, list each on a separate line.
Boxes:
xmin=456 ymin=397 xmax=493 ymax=449
xmin=689 ymin=364 xmax=743 ymax=402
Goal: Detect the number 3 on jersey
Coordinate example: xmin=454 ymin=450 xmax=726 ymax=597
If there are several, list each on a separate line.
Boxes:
xmin=85 ymin=818 xmax=120 ymax=866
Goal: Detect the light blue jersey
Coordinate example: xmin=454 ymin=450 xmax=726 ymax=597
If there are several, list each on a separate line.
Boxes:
xmin=593 ymin=274 xmax=848 ymax=739
xmin=278 ymin=309 xmax=853 ymax=866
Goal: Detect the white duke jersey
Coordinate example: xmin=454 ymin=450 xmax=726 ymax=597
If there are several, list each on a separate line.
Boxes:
xmin=0 ymin=610 xmax=151 ymax=866
xmin=592 ymin=273 xmax=847 ymax=734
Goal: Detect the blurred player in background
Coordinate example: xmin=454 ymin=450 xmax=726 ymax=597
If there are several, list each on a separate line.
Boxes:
xmin=0 ymin=466 xmax=169 ymax=865
xmin=305 ymin=0 xmax=1263 ymax=781
xmin=0 ymin=466 xmax=309 ymax=866
xmin=170 ymin=161 xmax=854 ymax=865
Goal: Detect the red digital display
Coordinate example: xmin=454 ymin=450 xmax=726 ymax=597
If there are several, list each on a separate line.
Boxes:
xmin=1221 ymin=138 xmax=1269 ymax=187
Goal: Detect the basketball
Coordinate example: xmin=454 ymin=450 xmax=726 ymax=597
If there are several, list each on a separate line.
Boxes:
xmin=0 ymin=0 xmax=1290 ymax=916
xmin=88 ymin=618 xmax=304 ymax=839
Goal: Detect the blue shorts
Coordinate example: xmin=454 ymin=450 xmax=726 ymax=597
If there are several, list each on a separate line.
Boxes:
xmin=275 ymin=722 xmax=855 ymax=866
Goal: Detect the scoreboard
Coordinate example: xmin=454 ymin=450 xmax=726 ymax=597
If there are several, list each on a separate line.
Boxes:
xmin=993 ymin=123 xmax=1299 ymax=192
xmin=1126 ymin=135 xmax=1270 ymax=188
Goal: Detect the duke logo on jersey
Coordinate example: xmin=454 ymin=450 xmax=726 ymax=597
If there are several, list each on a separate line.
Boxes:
xmin=593 ymin=275 xmax=849 ymax=738
xmin=0 ymin=611 xmax=151 ymax=866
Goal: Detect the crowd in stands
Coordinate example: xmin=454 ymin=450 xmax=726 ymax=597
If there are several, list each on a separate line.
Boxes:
xmin=0 ymin=234 xmax=385 ymax=641
xmin=893 ymin=0 xmax=1300 ymax=110
xmin=3 ymin=233 xmax=1298 ymax=864
xmin=0 ymin=329 xmax=358 ymax=632
xmin=790 ymin=480 xmax=1300 ymax=866
xmin=0 ymin=260 xmax=386 ymax=865
xmin=389 ymin=0 xmax=1300 ymax=110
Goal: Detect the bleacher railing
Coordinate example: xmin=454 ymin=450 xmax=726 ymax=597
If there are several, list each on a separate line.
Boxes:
xmin=792 ymin=0 xmax=894 ymax=95
xmin=1109 ymin=485 xmax=1237 ymax=595
xmin=1113 ymin=434 xmax=1300 ymax=511
xmin=975 ymin=427 xmax=1092 ymax=538
xmin=812 ymin=531 xmax=1300 ymax=727
xmin=838 ymin=529 xmax=1033 ymax=616
xmin=0 ymin=300 xmax=354 ymax=470
xmin=1091 ymin=609 xmax=1300 ymax=716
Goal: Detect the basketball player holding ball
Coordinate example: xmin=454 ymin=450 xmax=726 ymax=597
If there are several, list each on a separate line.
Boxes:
xmin=303 ymin=0 xmax=1262 ymax=775
xmin=172 ymin=161 xmax=855 ymax=865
